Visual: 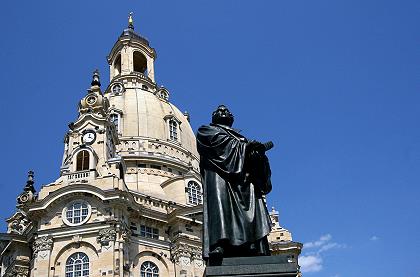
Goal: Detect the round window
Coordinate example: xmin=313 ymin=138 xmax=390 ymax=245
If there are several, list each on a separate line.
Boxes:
xmin=86 ymin=95 xmax=97 ymax=105
xmin=112 ymin=83 xmax=123 ymax=94
xmin=62 ymin=201 xmax=91 ymax=226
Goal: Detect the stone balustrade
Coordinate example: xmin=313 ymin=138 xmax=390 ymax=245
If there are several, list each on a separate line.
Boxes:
xmin=64 ymin=170 xmax=97 ymax=182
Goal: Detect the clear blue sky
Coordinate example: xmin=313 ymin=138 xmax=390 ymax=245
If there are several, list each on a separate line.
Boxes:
xmin=0 ymin=1 xmax=418 ymax=276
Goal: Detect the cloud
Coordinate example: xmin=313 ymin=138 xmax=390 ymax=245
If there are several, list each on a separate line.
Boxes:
xmin=318 ymin=242 xmax=347 ymax=254
xmin=300 ymin=234 xmax=346 ymax=273
xmin=300 ymin=255 xmax=323 ymax=273
xmin=304 ymin=234 xmax=346 ymax=255
xmin=304 ymin=234 xmax=332 ymax=249
xmin=370 ymin=235 xmax=379 ymax=241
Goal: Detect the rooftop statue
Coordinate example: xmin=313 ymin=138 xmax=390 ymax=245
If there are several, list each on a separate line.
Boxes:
xmin=197 ymin=105 xmax=274 ymax=262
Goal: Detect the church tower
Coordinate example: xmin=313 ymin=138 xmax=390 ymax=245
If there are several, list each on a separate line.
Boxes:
xmin=0 ymin=15 xmax=204 ymax=277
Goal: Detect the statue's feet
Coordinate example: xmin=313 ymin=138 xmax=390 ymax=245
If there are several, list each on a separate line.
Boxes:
xmin=208 ymin=246 xmax=224 ymax=266
xmin=209 ymin=246 xmax=224 ymax=258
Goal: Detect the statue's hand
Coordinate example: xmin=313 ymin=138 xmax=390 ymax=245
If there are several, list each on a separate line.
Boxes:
xmin=247 ymin=140 xmax=265 ymax=154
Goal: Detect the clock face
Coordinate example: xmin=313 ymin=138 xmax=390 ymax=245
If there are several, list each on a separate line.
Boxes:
xmin=82 ymin=131 xmax=96 ymax=144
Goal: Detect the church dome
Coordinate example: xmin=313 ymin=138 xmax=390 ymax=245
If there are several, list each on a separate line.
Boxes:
xmin=102 ymin=16 xmax=201 ymax=200
xmin=132 ymin=88 xmax=197 ymax=157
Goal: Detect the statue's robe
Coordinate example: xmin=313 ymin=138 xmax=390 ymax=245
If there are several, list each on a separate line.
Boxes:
xmin=197 ymin=123 xmax=272 ymax=259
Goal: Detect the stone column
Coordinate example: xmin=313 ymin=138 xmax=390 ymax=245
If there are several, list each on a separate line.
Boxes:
xmin=121 ymin=45 xmax=131 ymax=75
xmin=146 ymin=56 xmax=155 ymax=82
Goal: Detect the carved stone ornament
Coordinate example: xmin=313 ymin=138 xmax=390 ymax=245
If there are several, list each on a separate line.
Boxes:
xmin=179 ymin=256 xmax=190 ymax=266
xmin=33 ymin=236 xmax=53 ymax=255
xmin=194 ymin=259 xmax=204 ymax=268
xmin=97 ymin=227 xmax=117 ymax=246
xmin=171 ymin=243 xmax=202 ymax=265
xmin=5 ymin=266 xmax=29 ymax=277
xmin=119 ymin=223 xmax=131 ymax=242
xmin=17 ymin=192 xmax=31 ymax=205
xmin=9 ymin=212 xmax=31 ymax=235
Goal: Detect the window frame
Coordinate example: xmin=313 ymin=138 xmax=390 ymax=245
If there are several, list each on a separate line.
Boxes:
xmin=111 ymin=82 xmax=124 ymax=94
xmin=65 ymin=252 xmax=90 ymax=277
xmin=169 ymin=119 xmax=178 ymax=141
xmin=73 ymin=148 xmax=95 ymax=172
xmin=109 ymin=108 xmax=123 ymax=134
xmin=76 ymin=150 xmax=90 ymax=171
xmin=109 ymin=113 xmax=120 ymax=132
xmin=139 ymin=225 xmax=159 ymax=239
xmin=62 ymin=200 xmax=92 ymax=227
xmin=187 ymin=181 xmax=203 ymax=205
xmin=164 ymin=115 xmax=182 ymax=143
xmin=140 ymin=261 xmax=159 ymax=277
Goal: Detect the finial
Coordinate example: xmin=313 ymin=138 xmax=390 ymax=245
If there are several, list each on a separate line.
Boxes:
xmin=128 ymin=12 xmax=134 ymax=30
xmin=27 ymin=170 xmax=34 ymax=184
xmin=24 ymin=170 xmax=36 ymax=193
xmin=91 ymin=69 xmax=101 ymax=87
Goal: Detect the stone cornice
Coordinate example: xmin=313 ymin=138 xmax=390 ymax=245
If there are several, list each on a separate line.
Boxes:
xmin=72 ymin=113 xmax=109 ymax=131
xmin=28 ymin=184 xmax=121 ymax=212
xmin=27 ymin=182 xmax=200 ymax=222
xmin=35 ymin=222 xmax=118 ymax=239
xmin=106 ymin=73 xmax=157 ymax=92
xmin=270 ymin=241 xmax=303 ymax=255
xmin=130 ymin=235 xmax=170 ymax=250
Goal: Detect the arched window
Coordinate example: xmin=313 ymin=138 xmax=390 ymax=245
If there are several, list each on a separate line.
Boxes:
xmin=133 ymin=52 xmax=147 ymax=74
xmin=76 ymin=150 xmax=90 ymax=171
xmin=140 ymin=261 xmax=159 ymax=277
xmin=187 ymin=181 xmax=202 ymax=205
xmin=169 ymin=120 xmax=178 ymax=141
xmin=66 ymin=252 xmax=89 ymax=277
xmin=114 ymin=54 xmax=121 ymax=76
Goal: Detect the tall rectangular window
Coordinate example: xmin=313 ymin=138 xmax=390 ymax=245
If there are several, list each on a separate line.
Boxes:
xmin=110 ymin=113 xmax=119 ymax=132
xmin=169 ymin=120 xmax=178 ymax=141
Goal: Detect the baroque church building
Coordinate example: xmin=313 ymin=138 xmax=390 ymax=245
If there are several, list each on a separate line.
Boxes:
xmin=0 ymin=16 xmax=301 ymax=277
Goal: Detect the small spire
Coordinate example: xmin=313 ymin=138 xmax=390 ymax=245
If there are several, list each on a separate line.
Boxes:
xmin=91 ymin=69 xmax=101 ymax=87
xmin=128 ymin=12 xmax=134 ymax=30
xmin=24 ymin=170 xmax=36 ymax=193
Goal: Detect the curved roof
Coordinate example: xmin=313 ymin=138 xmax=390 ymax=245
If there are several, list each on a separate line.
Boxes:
xmin=133 ymin=89 xmax=198 ymax=157
xmin=119 ymin=28 xmax=150 ymax=46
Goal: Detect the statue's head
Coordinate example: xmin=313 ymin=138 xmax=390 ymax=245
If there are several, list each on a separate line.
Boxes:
xmin=212 ymin=105 xmax=234 ymax=127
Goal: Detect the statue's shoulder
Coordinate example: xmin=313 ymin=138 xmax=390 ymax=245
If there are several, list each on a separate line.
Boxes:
xmin=198 ymin=124 xmax=224 ymax=133
xmin=197 ymin=124 xmax=230 ymax=141
xmin=197 ymin=124 xmax=216 ymax=137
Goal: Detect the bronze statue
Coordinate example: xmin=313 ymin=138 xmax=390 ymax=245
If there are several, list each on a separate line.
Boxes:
xmin=197 ymin=105 xmax=274 ymax=261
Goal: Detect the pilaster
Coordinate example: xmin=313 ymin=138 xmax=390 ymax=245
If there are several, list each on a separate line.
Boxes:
xmin=32 ymin=236 xmax=53 ymax=277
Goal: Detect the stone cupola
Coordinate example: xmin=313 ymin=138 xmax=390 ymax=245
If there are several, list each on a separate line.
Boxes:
xmin=107 ymin=13 xmax=156 ymax=83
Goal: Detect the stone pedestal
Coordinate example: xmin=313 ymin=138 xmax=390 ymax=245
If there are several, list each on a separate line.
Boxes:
xmin=205 ymin=255 xmax=299 ymax=277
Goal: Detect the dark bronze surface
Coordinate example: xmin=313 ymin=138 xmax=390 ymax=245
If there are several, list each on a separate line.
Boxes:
xmin=197 ymin=105 xmax=274 ymax=261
